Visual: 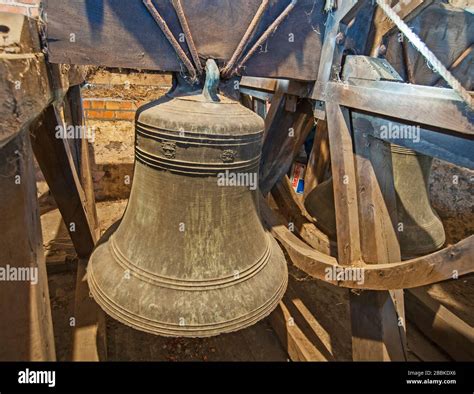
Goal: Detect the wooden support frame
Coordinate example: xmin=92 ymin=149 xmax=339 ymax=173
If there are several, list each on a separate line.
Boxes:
xmin=1 ymin=10 xmax=105 ymax=362
xmin=312 ymin=80 xmax=473 ymax=134
xmin=303 ymin=119 xmax=330 ymax=198
xmin=352 ymin=114 xmax=407 ymax=361
xmin=31 ymin=105 xmax=97 ymax=258
xmin=261 ymin=200 xmax=473 ymax=290
xmin=256 ymin=2 xmax=473 ymax=361
xmin=62 ymin=86 xmax=105 ymax=361
xmin=0 ymin=129 xmax=56 ymax=361
xmin=0 ymin=11 xmax=56 ymax=361
xmin=260 ymin=98 xmax=315 ymax=195
xmin=30 ymin=92 xmax=105 ymax=361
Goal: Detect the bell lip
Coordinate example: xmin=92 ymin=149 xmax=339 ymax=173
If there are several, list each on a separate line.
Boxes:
xmin=87 ymin=234 xmax=288 ymax=338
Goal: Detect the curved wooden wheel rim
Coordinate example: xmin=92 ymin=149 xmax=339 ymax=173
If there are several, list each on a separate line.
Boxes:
xmin=261 ymin=194 xmax=474 ymax=291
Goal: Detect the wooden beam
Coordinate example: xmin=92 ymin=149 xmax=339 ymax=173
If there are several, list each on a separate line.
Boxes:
xmin=0 ymin=129 xmax=56 ymax=361
xmin=344 ymin=54 xmax=406 ymax=360
xmin=252 ymin=97 xmax=267 ymax=119
xmin=325 ymin=103 xmax=362 ymax=265
xmin=63 ymin=85 xmax=99 ymax=235
xmin=259 ymin=99 xmax=314 ymax=195
xmin=352 ymin=123 xmax=407 ymax=361
xmin=262 ymin=81 xmax=286 ymax=142
xmin=240 ymin=77 xmax=312 ymax=98
xmin=303 ymin=119 xmax=330 ymax=198
xmin=353 ymin=139 xmax=400 ymax=263
xmin=62 ymin=86 xmax=104 ymax=361
xmin=312 ymin=79 xmax=473 ymax=134
xmin=316 ymin=0 xmax=360 ymax=84
xmin=30 ymin=105 xmax=97 ymax=257
xmin=352 ymin=111 xmax=474 ymax=170
xmin=239 ymin=88 xmax=272 ymax=103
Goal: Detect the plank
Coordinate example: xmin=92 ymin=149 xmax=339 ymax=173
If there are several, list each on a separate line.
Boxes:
xmin=406 ymin=288 xmax=474 ymax=361
xmin=262 ymin=80 xmax=286 ymax=141
xmin=44 ymin=0 xmax=327 ymax=81
xmin=62 ymin=86 xmax=104 ymax=361
xmin=303 ymin=119 xmax=329 ymax=198
xmin=352 ymin=118 xmax=407 ymax=361
xmin=259 ymin=99 xmax=314 ymax=194
xmin=30 ymin=105 xmax=97 ymax=257
xmin=0 ymin=129 xmax=56 ymax=361
xmin=313 ymin=79 xmax=474 ymax=134
xmin=351 ymin=111 xmax=474 ymax=170
xmin=240 ymin=77 xmax=312 ymax=98
xmin=325 ymin=102 xmax=361 ymax=265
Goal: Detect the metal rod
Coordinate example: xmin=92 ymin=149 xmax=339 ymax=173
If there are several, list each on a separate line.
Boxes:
xmin=143 ymin=0 xmax=197 ymax=80
xmin=221 ymin=0 xmax=269 ymax=78
xmin=172 ymin=0 xmax=203 ymax=75
xmin=230 ymin=0 xmax=298 ymax=77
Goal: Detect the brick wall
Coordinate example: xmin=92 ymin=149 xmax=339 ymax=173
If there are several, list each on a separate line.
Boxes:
xmin=83 ymin=99 xmax=143 ymax=122
xmin=0 ymin=0 xmax=40 ymax=17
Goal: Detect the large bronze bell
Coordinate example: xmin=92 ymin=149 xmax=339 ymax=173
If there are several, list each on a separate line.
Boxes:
xmin=305 ymin=144 xmax=445 ymax=259
xmin=87 ymin=62 xmax=287 ymax=337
